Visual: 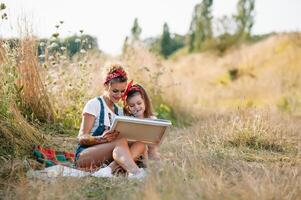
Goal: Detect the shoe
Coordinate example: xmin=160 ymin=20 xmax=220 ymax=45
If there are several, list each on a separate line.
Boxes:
xmin=91 ymin=166 xmax=113 ymax=178
xmin=128 ymin=168 xmax=147 ymax=180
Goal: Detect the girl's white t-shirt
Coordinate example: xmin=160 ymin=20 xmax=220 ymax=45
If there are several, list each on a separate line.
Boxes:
xmin=78 ymin=96 xmax=123 ymax=136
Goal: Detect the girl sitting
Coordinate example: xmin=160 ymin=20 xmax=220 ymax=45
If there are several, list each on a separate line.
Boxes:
xmin=123 ymin=81 xmax=160 ymax=160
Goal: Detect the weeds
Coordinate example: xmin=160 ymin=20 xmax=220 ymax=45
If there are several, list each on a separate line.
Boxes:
xmin=0 ymin=28 xmax=301 ymax=199
xmin=0 ymin=40 xmax=43 ymax=160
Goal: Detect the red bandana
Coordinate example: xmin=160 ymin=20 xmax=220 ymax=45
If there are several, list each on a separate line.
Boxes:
xmin=104 ymin=69 xmax=127 ymax=85
xmin=122 ymin=80 xmax=142 ymax=104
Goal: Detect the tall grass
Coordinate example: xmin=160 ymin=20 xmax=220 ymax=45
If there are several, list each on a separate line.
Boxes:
xmin=38 ymin=48 xmax=108 ymax=130
xmin=122 ymin=45 xmax=185 ymax=124
xmin=0 ymin=32 xmax=300 ymax=199
xmin=160 ymin=33 xmax=301 ymax=116
xmin=16 ymin=37 xmax=55 ymax=123
xmin=0 ymin=40 xmax=43 ymax=160
xmin=2 ymin=111 xmax=300 ymax=199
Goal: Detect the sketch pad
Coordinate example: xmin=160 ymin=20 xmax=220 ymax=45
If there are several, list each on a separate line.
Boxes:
xmin=109 ymin=116 xmax=172 ymax=145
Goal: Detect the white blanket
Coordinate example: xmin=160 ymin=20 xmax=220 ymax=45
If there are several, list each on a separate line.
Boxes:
xmin=27 ymin=165 xmax=91 ymax=178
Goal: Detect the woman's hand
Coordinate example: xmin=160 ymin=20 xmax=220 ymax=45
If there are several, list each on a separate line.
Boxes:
xmin=98 ymin=130 xmax=119 ymax=143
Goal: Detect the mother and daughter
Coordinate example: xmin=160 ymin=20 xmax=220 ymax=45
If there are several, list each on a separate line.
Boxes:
xmin=74 ymin=63 xmax=159 ymax=179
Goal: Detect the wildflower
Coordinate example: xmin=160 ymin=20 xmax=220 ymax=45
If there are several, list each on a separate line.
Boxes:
xmin=0 ymin=3 xmax=6 ymax=10
xmin=52 ymin=32 xmax=59 ymax=38
xmin=60 ymin=46 xmax=66 ymax=51
xmin=49 ymin=42 xmax=59 ymax=49
xmin=39 ymin=42 xmax=46 ymax=47
xmin=50 ymin=37 xmax=57 ymax=42
xmin=80 ymin=49 xmax=86 ymax=54
xmin=60 ymin=55 xmax=67 ymax=60
xmin=1 ymin=13 xmax=7 ymax=20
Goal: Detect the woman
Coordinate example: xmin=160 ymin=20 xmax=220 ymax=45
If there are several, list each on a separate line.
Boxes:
xmin=75 ymin=63 xmax=146 ymax=178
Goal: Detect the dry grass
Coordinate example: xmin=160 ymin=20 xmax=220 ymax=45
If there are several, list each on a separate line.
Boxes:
xmin=0 ymin=39 xmax=43 ymax=160
xmin=17 ymin=37 xmax=55 ymax=122
xmin=0 ymin=33 xmax=301 ymax=199
xmin=38 ymin=49 xmax=109 ymax=128
xmin=1 ymin=111 xmax=300 ymax=200
xmin=161 ymin=33 xmax=301 ymax=116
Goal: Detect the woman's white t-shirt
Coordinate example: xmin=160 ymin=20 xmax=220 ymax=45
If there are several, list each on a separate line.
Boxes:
xmin=78 ymin=96 xmax=123 ymax=136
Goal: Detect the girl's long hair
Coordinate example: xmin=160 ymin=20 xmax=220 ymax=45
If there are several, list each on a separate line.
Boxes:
xmin=123 ymin=84 xmax=153 ymax=118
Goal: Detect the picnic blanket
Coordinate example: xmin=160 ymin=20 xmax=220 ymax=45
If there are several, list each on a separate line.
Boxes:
xmin=31 ymin=145 xmax=147 ymax=179
xmin=30 ymin=145 xmax=92 ymax=178
xmin=33 ymin=145 xmax=75 ymax=168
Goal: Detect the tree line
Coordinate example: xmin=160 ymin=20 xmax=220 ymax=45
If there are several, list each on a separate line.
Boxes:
xmin=1 ymin=1 xmax=258 ymax=59
xmin=129 ymin=0 xmax=256 ymax=58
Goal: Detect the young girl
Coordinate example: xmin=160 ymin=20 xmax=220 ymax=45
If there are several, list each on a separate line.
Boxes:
xmin=123 ymin=81 xmax=160 ymax=160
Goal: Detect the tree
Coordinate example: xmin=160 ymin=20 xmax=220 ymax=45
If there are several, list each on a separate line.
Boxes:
xmin=122 ymin=36 xmax=129 ymax=54
xmin=160 ymin=23 xmax=173 ymax=58
xmin=188 ymin=0 xmax=213 ymax=52
xmin=235 ymin=0 xmax=255 ymax=38
xmin=131 ymin=18 xmax=142 ymax=42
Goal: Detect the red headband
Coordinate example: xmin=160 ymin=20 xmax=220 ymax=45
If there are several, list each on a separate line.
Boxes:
xmin=104 ymin=69 xmax=127 ymax=85
xmin=122 ymin=80 xmax=142 ymax=104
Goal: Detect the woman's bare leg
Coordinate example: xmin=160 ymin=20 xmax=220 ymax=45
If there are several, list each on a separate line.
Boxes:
xmin=76 ymin=138 xmax=140 ymax=173
xmin=108 ymin=141 xmax=147 ymax=171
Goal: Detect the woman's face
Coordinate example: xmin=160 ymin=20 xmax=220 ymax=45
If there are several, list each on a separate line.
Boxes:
xmin=127 ymin=94 xmax=146 ymax=119
xmin=105 ymin=82 xmax=127 ymax=103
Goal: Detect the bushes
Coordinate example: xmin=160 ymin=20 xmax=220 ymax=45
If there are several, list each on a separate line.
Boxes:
xmin=37 ymin=34 xmax=98 ymax=59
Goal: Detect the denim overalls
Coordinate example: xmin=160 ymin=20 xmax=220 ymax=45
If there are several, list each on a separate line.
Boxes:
xmin=75 ymin=97 xmax=119 ymax=160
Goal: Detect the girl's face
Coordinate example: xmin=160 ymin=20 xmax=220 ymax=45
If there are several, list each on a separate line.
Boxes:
xmin=105 ymin=82 xmax=127 ymax=103
xmin=127 ymin=94 xmax=146 ymax=118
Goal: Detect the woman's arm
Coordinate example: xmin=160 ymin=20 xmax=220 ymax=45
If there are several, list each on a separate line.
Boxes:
xmin=78 ymin=113 xmax=120 ymax=146
xmin=78 ymin=113 xmax=107 ymax=146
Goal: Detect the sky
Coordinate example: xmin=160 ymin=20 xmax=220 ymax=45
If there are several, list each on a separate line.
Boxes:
xmin=0 ymin=0 xmax=301 ymax=55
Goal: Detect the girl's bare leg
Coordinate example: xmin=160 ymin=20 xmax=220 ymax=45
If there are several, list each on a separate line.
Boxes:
xmin=108 ymin=141 xmax=147 ymax=171
xmin=76 ymin=138 xmax=140 ymax=173
xmin=148 ymin=145 xmax=160 ymax=160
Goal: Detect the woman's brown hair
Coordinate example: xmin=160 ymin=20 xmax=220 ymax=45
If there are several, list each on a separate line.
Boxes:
xmin=103 ymin=63 xmax=128 ymax=85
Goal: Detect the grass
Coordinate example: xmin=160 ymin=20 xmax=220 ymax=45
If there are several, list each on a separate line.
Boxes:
xmin=0 ymin=33 xmax=301 ymax=199
xmin=0 ymin=40 xmax=43 ymax=160
xmin=1 ymin=111 xmax=300 ymax=199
